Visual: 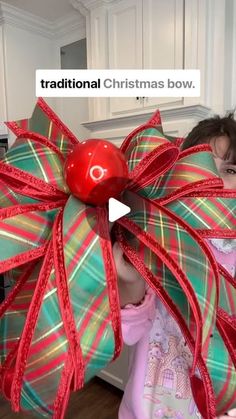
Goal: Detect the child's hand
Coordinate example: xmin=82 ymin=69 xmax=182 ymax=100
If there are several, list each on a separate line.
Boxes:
xmin=217 ymin=409 xmax=236 ymax=418
xmin=112 ymin=241 xmax=146 ymax=307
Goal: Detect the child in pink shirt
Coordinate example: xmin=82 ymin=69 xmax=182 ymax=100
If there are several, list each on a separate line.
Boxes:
xmin=113 ymin=114 xmax=236 ymax=419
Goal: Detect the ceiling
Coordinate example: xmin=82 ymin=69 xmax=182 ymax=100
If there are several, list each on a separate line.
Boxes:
xmin=2 ymin=0 xmax=76 ymax=21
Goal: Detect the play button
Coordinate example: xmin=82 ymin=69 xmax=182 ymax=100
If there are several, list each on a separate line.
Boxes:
xmin=108 ymin=197 xmax=131 ymax=222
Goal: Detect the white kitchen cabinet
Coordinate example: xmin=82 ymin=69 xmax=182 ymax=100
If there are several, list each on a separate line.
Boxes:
xmin=77 ymin=0 xmax=233 ymax=122
xmin=77 ymin=0 xmax=188 ymax=120
xmin=108 ymin=0 xmax=184 ymax=116
xmin=97 ymin=344 xmax=129 ymax=391
xmin=142 ymin=0 xmax=183 ymax=108
xmin=107 ymin=0 xmax=143 ymax=115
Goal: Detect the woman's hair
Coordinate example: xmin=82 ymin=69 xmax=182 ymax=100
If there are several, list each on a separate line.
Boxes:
xmin=182 ymin=112 xmax=236 ymax=163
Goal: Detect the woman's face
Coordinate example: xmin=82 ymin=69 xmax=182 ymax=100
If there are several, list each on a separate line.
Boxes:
xmin=209 ymin=135 xmax=236 ymax=189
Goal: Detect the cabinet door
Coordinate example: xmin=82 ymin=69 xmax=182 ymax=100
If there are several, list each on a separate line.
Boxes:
xmin=143 ymin=0 xmax=184 ymax=108
xmin=108 ymin=0 xmax=143 ymax=115
xmin=97 ymin=344 xmax=129 ymax=390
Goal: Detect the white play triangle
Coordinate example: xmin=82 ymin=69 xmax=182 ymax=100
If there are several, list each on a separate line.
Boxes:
xmin=108 ymin=197 xmax=131 ymax=222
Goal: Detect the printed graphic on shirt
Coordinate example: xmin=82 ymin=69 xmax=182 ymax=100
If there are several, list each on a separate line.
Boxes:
xmin=222 ymin=264 xmax=235 ymax=277
xmin=142 ymin=301 xmax=200 ymax=419
xmin=209 ymin=238 xmax=236 ymax=255
xmin=208 ymin=238 xmax=236 ymax=277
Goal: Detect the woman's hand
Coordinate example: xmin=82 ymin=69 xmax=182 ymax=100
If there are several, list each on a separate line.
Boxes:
xmin=112 ymin=241 xmax=146 ymax=307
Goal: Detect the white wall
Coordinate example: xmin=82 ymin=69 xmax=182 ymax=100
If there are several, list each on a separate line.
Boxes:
xmin=3 ymin=23 xmax=57 ymax=121
xmin=0 ymin=26 xmax=7 ymax=135
xmin=0 ymin=3 xmax=89 ymax=144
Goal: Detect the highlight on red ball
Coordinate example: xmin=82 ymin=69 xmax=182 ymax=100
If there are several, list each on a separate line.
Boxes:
xmin=64 ymin=139 xmax=129 ymax=206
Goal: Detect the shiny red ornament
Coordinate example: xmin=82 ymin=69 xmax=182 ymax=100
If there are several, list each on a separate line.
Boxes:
xmin=64 ymin=139 xmax=129 ymax=205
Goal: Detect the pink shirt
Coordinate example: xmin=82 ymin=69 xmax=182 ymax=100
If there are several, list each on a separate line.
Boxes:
xmin=119 ymin=241 xmax=236 ymax=419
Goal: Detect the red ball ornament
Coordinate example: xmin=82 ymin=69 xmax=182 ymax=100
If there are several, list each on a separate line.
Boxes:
xmin=64 ymin=139 xmax=129 ymax=205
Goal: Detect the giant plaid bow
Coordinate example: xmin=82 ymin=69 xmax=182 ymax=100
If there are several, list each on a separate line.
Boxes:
xmin=0 ymin=99 xmax=235 ymax=418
